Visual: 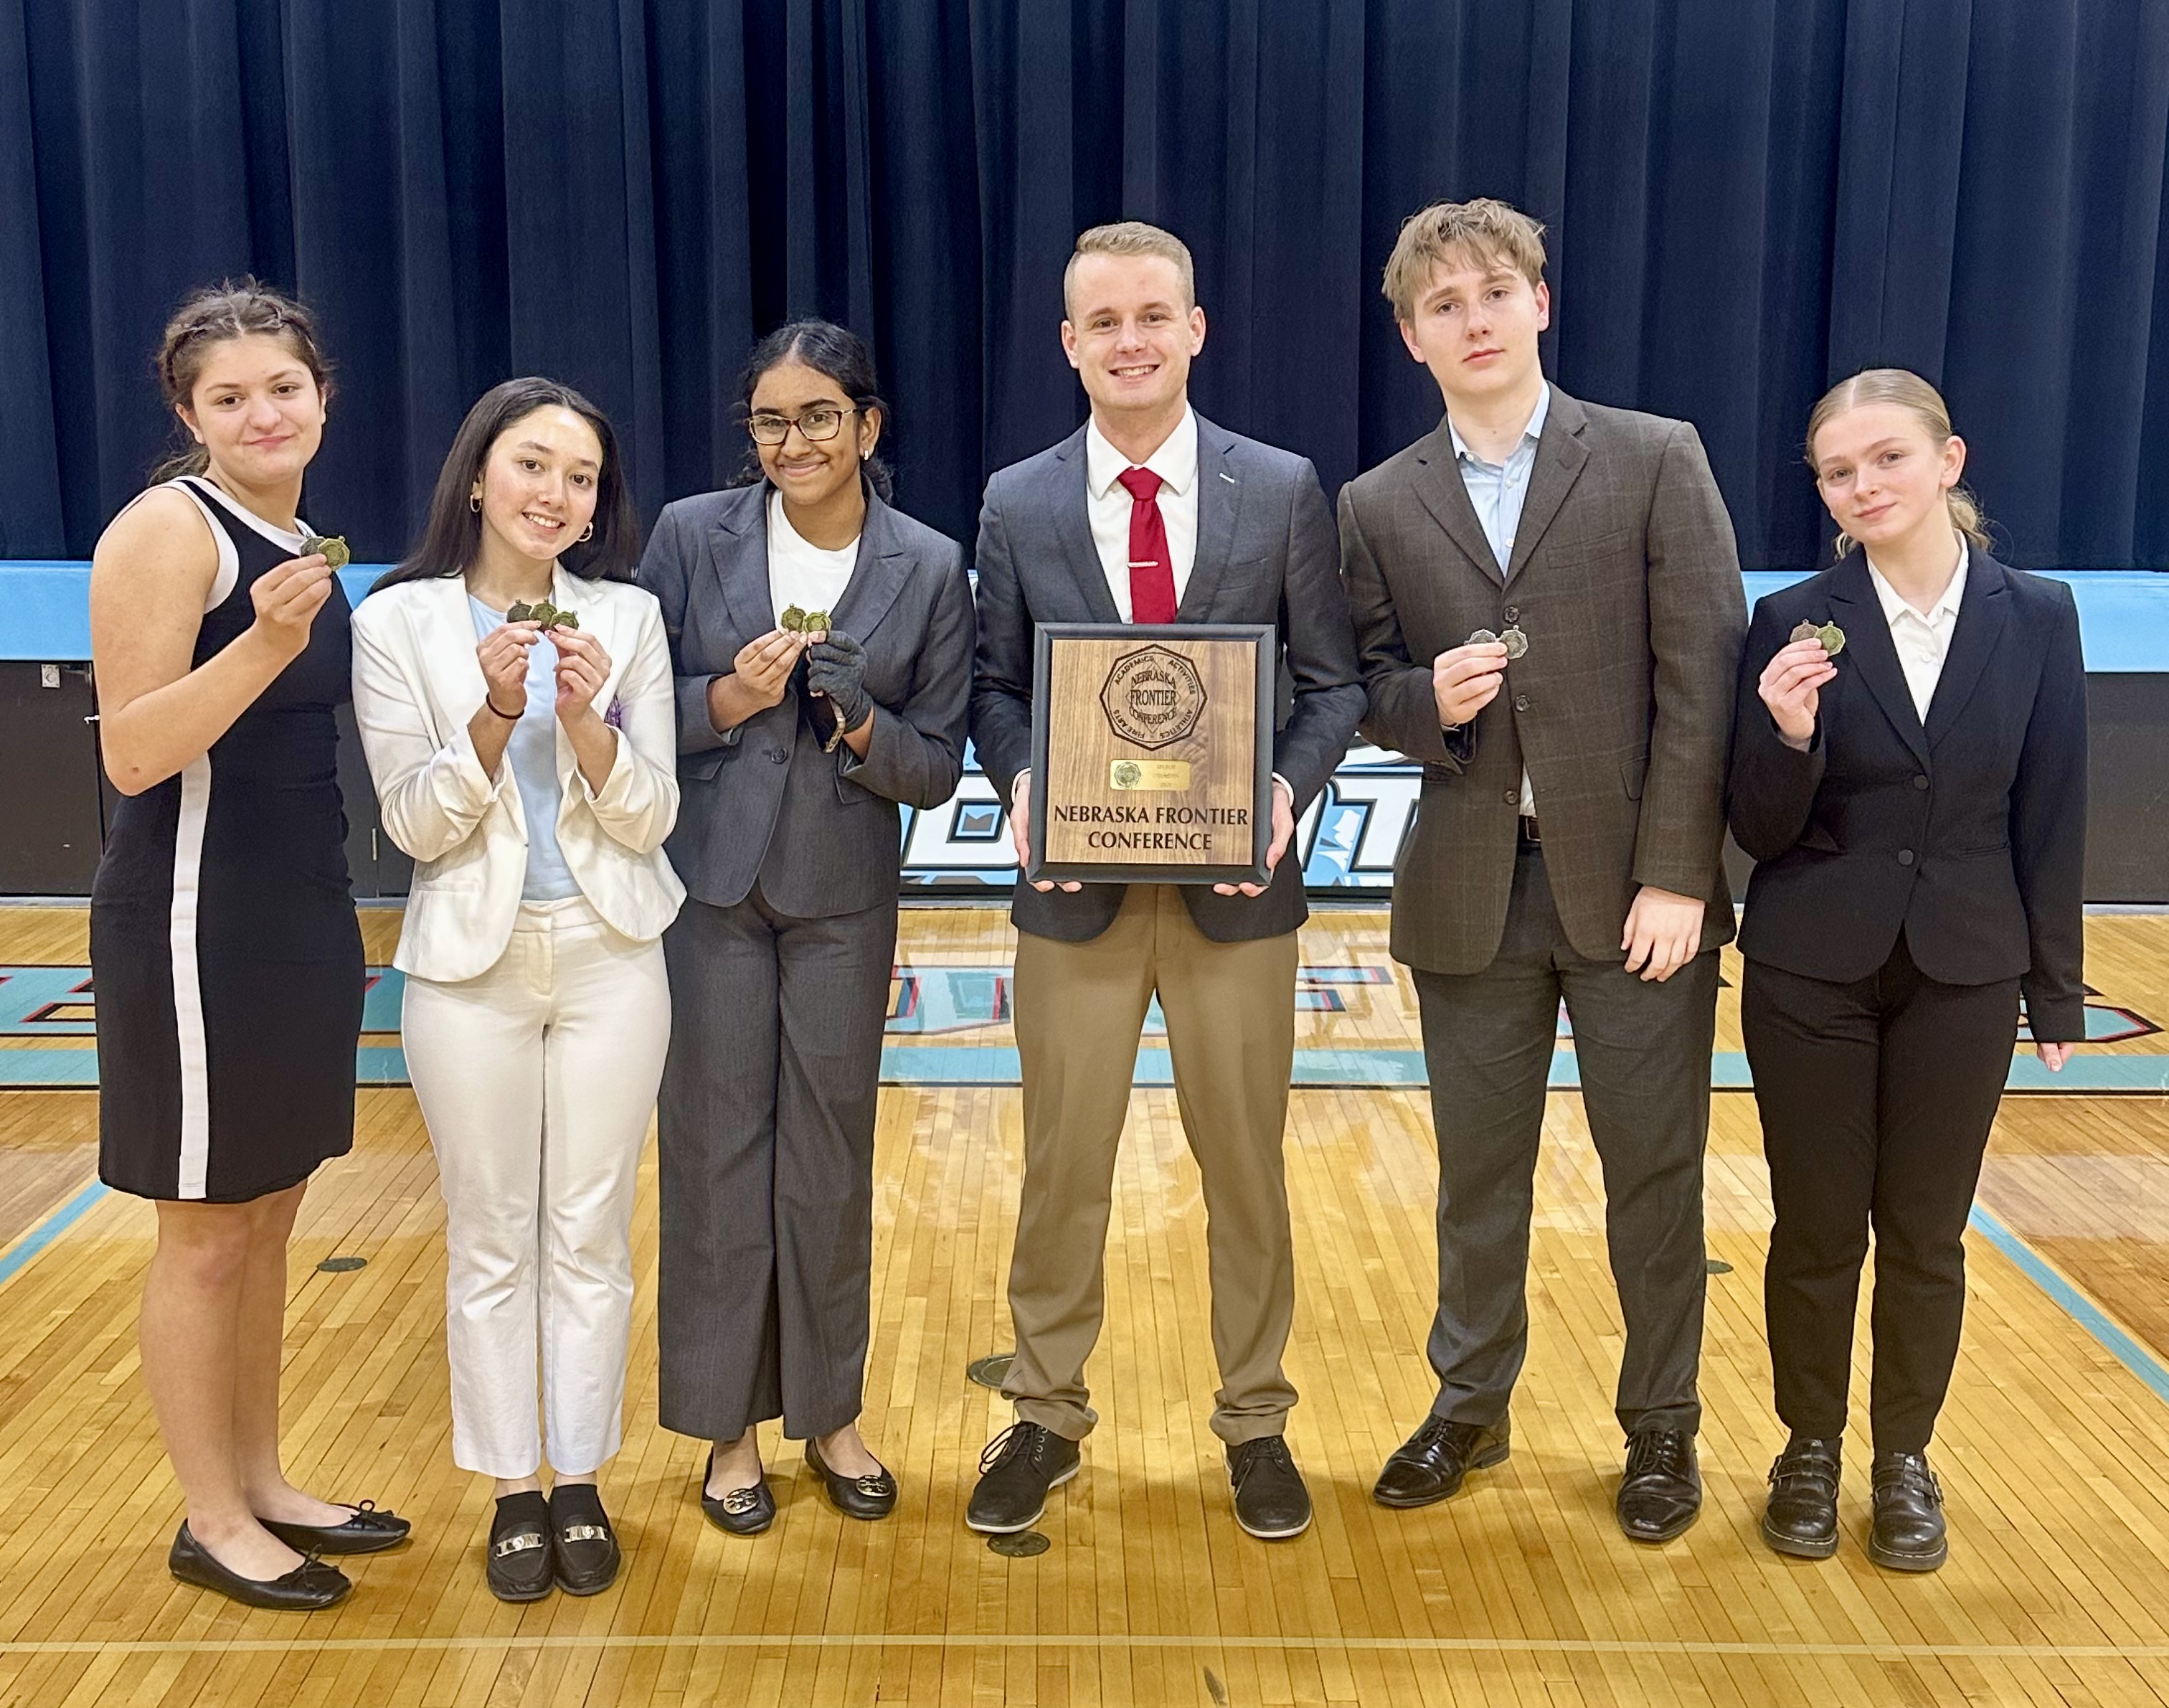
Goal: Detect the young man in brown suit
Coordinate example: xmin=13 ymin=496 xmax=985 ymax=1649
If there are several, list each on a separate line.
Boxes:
xmin=1339 ymin=199 xmax=1745 ymax=1542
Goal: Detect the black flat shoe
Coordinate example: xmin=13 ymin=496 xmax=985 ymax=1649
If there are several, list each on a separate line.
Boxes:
xmin=1761 ymin=1437 xmax=1840 ymax=1560
xmin=1868 ymin=1450 xmax=1947 ymax=1572
xmin=485 ymin=1491 xmax=554 ymax=1603
xmin=700 ymin=1450 xmax=776 ymax=1536
xmin=1617 ymin=1428 xmax=1701 ymax=1544
xmin=805 ymin=1438 xmax=897 ymax=1521
xmin=169 ymin=1522 xmax=350 ymax=1610
xmin=260 ymin=1500 xmax=412 ymax=1556
xmin=1372 ymin=1415 xmax=1511 ymax=1509
xmin=549 ymin=1483 xmax=620 ymax=1595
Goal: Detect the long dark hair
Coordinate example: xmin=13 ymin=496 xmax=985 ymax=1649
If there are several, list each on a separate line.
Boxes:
xmin=733 ymin=319 xmax=894 ymax=502
xmin=151 ymin=278 xmax=334 ymax=482
xmin=379 ymin=378 xmax=641 ymax=590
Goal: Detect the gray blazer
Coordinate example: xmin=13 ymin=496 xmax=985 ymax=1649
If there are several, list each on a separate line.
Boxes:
xmin=638 ymin=482 xmax=975 ymax=917
xmin=1340 ymin=387 xmax=1746 ymax=974
xmin=970 ymin=412 xmax=1364 ymax=945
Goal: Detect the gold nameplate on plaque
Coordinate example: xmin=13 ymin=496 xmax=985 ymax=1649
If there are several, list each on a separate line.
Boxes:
xmin=1026 ymin=624 xmax=1275 ymax=887
xmin=1110 ymin=760 xmax=1192 ymax=791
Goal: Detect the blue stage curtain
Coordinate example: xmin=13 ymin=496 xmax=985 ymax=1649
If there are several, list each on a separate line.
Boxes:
xmin=3 ymin=0 xmax=2165 ymax=570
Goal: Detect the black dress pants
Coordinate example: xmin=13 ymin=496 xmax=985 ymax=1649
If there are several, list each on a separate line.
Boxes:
xmin=1742 ymin=933 xmax=2021 ymax=1453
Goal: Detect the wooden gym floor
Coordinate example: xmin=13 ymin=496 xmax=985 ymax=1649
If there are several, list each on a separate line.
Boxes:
xmin=3 ymin=903 xmax=2169 ymax=1707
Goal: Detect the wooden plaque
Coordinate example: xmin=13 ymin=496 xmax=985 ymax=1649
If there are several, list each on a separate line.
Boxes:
xmin=1026 ymin=623 xmax=1275 ymax=886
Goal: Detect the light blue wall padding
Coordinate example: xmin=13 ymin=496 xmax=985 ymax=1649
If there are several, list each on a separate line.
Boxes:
xmin=2 ymin=563 xmax=2166 ymax=667
xmin=0 ymin=564 xmax=381 ymax=661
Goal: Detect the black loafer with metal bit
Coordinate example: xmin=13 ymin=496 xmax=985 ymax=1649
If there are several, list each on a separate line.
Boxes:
xmin=1761 ymin=1437 xmax=1841 ymax=1559
xmin=805 ymin=1438 xmax=898 ymax=1521
xmin=549 ymin=1483 xmax=621 ymax=1595
xmin=260 ymin=1499 xmax=412 ymax=1556
xmin=485 ymin=1491 xmax=554 ymax=1603
xmin=168 ymin=1522 xmax=351 ymax=1610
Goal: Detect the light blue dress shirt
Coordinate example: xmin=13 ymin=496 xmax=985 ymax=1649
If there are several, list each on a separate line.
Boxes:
xmin=469 ymin=596 xmax=580 ymax=902
xmin=1449 ymin=382 xmax=1550 ymax=573
xmin=1447 ymin=383 xmax=1549 ymax=813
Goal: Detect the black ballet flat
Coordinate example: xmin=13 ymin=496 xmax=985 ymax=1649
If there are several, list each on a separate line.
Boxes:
xmin=260 ymin=1500 xmax=412 ymax=1556
xmin=548 ymin=1483 xmax=620 ymax=1596
xmin=699 ymin=1450 xmax=776 ymax=1537
xmin=169 ymin=1522 xmax=351 ymax=1611
xmin=805 ymin=1438 xmax=897 ymax=1521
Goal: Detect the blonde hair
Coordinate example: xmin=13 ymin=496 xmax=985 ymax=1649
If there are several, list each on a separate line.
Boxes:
xmin=1381 ymin=198 xmax=1547 ymax=320
xmin=1805 ymin=368 xmax=1990 ymax=560
xmin=1064 ymin=222 xmax=1196 ymax=316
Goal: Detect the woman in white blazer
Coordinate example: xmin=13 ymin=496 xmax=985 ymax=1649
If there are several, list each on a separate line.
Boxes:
xmin=351 ymin=378 xmax=684 ymax=1603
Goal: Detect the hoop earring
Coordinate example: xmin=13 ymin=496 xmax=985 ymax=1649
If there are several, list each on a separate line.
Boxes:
xmin=577 ymin=522 xmax=594 ymax=544
xmin=469 ymin=493 xmax=481 ymax=512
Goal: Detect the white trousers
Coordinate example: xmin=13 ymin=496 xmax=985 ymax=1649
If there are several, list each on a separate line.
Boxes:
xmin=402 ymin=895 xmax=671 ymax=1478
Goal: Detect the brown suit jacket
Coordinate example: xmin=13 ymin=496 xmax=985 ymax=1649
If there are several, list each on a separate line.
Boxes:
xmin=1340 ymin=386 xmax=1745 ymax=974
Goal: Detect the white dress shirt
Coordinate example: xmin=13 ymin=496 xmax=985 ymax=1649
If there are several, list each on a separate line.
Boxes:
xmin=1084 ymin=406 xmax=1199 ymax=618
xmin=1865 ymin=532 xmax=1968 ymax=721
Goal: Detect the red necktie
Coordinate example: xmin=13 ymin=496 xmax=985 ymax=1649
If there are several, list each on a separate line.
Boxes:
xmin=1117 ymin=466 xmax=1178 ymax=623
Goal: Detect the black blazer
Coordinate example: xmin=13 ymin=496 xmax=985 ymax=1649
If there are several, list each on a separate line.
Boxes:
xmin=969 ymin=412 xmax=1364 ymax=944
xmin=637 ymin=481 xmax=975 ymax=917
xmin=1726 ymin=549 xmax=2087 ymax=1040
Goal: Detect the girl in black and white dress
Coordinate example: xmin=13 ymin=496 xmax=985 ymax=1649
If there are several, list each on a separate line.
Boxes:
xmin=90 ymin=281 xmax=408 ymax=1611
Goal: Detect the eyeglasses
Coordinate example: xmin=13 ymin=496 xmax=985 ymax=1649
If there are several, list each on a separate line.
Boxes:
xmin=747 ymin=405 xmax=858 ymax=445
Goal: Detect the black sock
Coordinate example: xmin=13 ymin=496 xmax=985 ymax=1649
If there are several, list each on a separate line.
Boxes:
xmin=491 ymin=1490 xmax=549 ymax=1540
xmin=549 ymin=1482 xmax=608 ymax=1528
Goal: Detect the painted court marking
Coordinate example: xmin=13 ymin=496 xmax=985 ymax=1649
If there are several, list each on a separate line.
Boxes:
xmin=1 ymin=1633 xmax=2168 ymax=1659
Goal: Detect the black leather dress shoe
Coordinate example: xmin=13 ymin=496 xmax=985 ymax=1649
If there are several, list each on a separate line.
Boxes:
xmin=260 ymin=1500 xmax=412 ymax=1556
xmin=806 ymin=1438 xmax=898 ymax=1521
xmin=1868 ymin=1450 xmax=1947 ymax=1572
xmin=1617 ymin=1428 xmax=1701 ymax=1543
xmin=1227 ymin=1435 xmax=1312 ymax=1539
xmin=967 ymin=1422 xmax=1081 ymax=1534
xmin=549 ymin=1483 xmax=620 ymax=1595
xmin=486 ymin=1491 xmax=554 ymax=1603
xmin=1372 ymin=1415 xmax=1510 ymax=1509
xmin=1761 ymin=1437 xmax=1841 ymax=1559
xmin=700 ymin=1450 xmax=775 ymax=1537
xmin=169 ymin=1522 xmax=351 ymax=1610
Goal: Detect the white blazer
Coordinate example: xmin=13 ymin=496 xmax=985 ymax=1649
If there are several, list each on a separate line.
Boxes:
xmin=351 ymin=567 xmax=687 ymax=982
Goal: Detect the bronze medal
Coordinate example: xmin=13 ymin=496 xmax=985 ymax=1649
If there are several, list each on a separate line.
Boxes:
xmin=301 ymin=533 xmax=350 ymax=570
xmin=1499 ymin=626 xmax=1528 ymax=660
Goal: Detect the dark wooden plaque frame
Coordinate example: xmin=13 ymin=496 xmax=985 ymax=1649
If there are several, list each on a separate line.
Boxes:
xmin=1025 ymin=622 xmax=1276 ymax=887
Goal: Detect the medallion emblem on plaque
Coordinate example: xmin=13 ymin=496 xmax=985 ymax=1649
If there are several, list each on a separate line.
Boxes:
xmin=1099 ymin=645 xmax=1208 ymax=750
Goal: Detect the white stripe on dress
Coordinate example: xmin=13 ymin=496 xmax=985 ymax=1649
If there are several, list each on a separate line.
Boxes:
xmin=170 ymin=755 xmax=214 ymax=1199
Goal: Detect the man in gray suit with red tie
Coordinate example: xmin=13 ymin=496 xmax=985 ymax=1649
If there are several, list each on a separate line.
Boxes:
xmin=968 ymin=222 xmax=1363 ymax=1542
xmin=1340 ymin=199 xmax=1745 ymax=1542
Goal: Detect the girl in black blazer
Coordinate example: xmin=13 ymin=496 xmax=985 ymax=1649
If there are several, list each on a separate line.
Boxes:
xmin=1728 ymin=369 xmax=2086 ymax=1574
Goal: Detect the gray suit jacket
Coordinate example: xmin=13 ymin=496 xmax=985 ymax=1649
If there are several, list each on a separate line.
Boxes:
xmin=638 ymin=482 xmax=975 ymax=916
xmin=971 ymin=412 xmax=1364 ymax=944
xmin=1340 ymin=387 xmax=1745 ymax=974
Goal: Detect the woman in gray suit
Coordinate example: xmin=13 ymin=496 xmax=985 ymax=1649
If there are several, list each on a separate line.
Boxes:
xmin=638 ymin=321 xmax=973 ymax=1532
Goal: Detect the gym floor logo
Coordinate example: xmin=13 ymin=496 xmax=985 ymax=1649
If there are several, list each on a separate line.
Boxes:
xmin=1101 ymin=646 xmax=1206 ymax=750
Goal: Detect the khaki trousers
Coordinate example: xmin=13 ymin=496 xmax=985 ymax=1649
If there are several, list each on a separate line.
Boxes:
xmin=1004 ymin=884 xmax=1300 ymax=1445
